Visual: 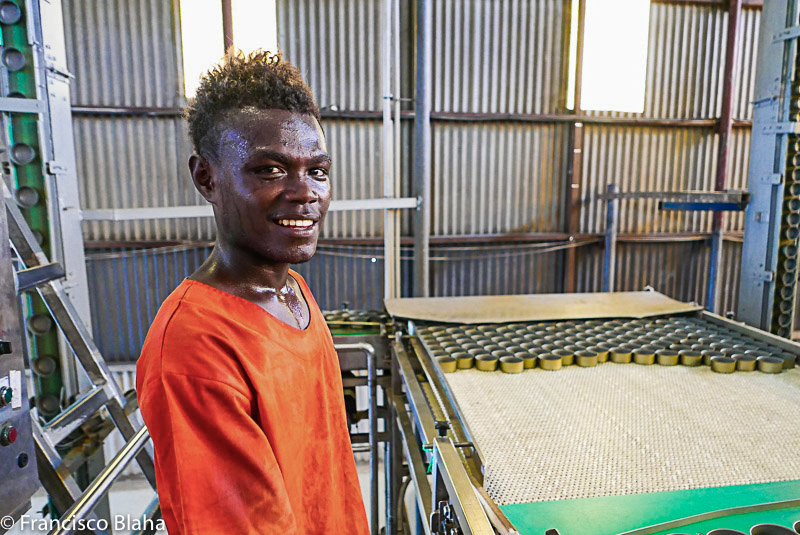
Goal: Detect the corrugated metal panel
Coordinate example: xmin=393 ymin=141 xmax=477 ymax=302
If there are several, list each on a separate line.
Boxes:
xmin=733 ymin=8 xmax=760 ymax=121
xmin=586 ymin=4 xmax=759 ymax=121
xmin=429 ymin=243 xmax=565 ymax=296
xmin=278 ymin=0 xmax=382 ymax=111
xmin=73 ymin=116 xmax=212 ymax=242
xmin=581 ymin=125 xmax=719 ymax=234
xmin=576 ymin=238 xmax=743 ymax=316
xmin=63 ymin=0 xmax=182 ymax=106
xmin=433 ymin=122 xmax=569 ymax=235
xmin=294 ymin=244 xmax=393 ymax=310
xmin=86 ymin=245 xmax=213 ymax=361
xmin=321 ymin=120 xmax=413 ymax=239
xmin=432 ymin=0 xmax=566 ymax=114
xmin=718 ymin=239 xmax=742 ymax=317
xmin=576 ymin=241 xmax=709 ymax=303
xmin=645 ymin=3 xmax=725 ymax=119
xmin=75 ymin=115 xmax=408 ymax=242
xmin=88 ymin=242 xmax=568 ymax=361
xmin=725 ymin=127 xmax=751 ymax=232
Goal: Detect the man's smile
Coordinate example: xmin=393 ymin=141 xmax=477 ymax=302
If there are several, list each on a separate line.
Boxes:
xmin=276 ymin=219 xmax=314 ymax=228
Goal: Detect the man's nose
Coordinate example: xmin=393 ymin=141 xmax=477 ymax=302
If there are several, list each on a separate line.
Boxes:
xmin=284 ymin=174 xmax=318 ymax=204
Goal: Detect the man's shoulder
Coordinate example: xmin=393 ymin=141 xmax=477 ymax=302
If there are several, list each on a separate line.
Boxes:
xmin=137 ymin=280 xmax=252 ymax=392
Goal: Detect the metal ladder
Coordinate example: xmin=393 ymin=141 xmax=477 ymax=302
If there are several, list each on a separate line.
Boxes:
xmin=4 ymin=182 xmax=159 ymax=535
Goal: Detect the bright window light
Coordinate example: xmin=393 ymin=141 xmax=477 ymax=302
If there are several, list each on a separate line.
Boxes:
xmin=180 ymin=0 xmax=224 ymax=98
xmin=567 ymin=0 xmax=651 ymax=113
xmin=232 ymin=0 xmax=278 ymax=55
xmin=566 ymin=1 xmax=580 ymax=111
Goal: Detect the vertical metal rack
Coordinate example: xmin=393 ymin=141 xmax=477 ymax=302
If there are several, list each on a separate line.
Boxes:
xmin=739 ymin=0 xmax=800 ymax=334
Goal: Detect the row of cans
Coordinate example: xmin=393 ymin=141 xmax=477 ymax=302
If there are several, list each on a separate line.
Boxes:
xmin=417 ymin=316 xmax=798 ymax=374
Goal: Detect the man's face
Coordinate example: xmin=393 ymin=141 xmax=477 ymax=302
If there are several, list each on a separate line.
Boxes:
xmin=205 ymin=108 xmax=331 ymax=265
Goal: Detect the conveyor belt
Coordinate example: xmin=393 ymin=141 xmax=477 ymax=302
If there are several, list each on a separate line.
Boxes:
xmin=414 ymin=315 xmax=800 ymax=534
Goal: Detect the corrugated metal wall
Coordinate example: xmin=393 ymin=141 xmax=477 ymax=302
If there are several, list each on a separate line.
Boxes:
xmin=431 ymin=0 xmax=566 ymax=114
xmin=575 ymin=2 xmax=759 ymax=322
xmin=433 ymin=122 xmax=570 ymax=235
xmin=86 ymin=242 xmax=570 ymax=360
xmin=63 ymin=0 xmax=217 ymax=242
xmin=61 ymin=0 xmax=768 ymax=361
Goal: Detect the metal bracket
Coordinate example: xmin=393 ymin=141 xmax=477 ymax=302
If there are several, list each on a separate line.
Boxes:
xmin=773 ymin=25 xmax=800 ymax=43
xmin=761 ymin=173 xmax=783 ymax=184
xmin=45 ymin=64 xmax=74 ymax=80
xmin=659 ymin=201 xmax=745 ymax=212
xmin=761 ymin=122 xmax=800 ymax=135
xmin=756 ymin=270 xmax=775 ymax=282
xmin=0 ymin=97 xmax=44 ymax=114
xmin=45 ymin=161 xmax=67 ymax=175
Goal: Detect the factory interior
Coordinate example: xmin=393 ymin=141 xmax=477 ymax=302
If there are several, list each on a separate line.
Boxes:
xmin=6 ymin=0 xmax=800 ymax=534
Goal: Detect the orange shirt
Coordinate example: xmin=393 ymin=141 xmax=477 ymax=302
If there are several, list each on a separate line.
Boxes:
xmin=136 ymin=273 xmax=369 ymax=534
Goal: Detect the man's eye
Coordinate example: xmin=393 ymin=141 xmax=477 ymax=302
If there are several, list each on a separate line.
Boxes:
xmin=254 ymin=166 xmax=282 ymax=175
xmin=310 ymin=168 xmax=329 ymax=180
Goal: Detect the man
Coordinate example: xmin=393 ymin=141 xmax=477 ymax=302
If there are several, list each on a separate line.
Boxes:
xmin=136 ymin=50 xmax=369 ymax=534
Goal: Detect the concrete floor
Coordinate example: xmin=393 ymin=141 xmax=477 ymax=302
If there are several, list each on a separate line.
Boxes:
xmin=6 ymin=461 xmax=383 ymax=534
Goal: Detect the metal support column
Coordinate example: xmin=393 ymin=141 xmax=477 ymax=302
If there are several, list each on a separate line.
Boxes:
xmin=382 ymin=0 xmax=401 ymax=299
xmin=413 ymin=0 xmax=432 ymax=297
xmin=603 ymin=184 xmax=619 ymax=292
xmin=565 ymin=0 xmax=586 ymax=293
xmin=738 ymin=0 xmax=800 ymax=332
xmin=388 ymin=333 xmax=405 ymax=535
xmin=708 ymin=0 xmax=743 ymax=312
xmin=335 ymin=343 xmax=379 ymax=535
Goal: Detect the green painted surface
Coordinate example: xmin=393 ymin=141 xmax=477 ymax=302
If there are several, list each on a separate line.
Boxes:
xmin=1 ymin=2 xmax=63 ymax=417
xmin=500 ymin=480 xmax=800 ymax=535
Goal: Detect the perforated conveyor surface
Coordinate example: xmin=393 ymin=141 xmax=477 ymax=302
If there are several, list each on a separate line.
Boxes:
xmin=446 ymin=364 xmax=800 ymax=505
xmin=418 ymin=316 xmax=800 ymax=507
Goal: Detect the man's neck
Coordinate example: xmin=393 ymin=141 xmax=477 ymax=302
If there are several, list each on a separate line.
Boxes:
xmin=189 ymin=244 xmax=311 ymax=330
xmin=190 ymin=245 xmax=291 ymax=296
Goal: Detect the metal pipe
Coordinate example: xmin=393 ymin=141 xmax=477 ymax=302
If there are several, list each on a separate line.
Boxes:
xmin=413 ymin=0 xmax=432 ymax=297
xmin=388 ymin=332 xmax=404 ymax=535
xmin=708 ymin=0 xmax=743 ymax=312
xmin=47 ymin=425 xmax=150 ymax=535
xmin=565 ymin=0 xmax=588 ymax=293
xmin=391 ymin=0 xmax=402 ymax=298
xmin=335 ymin=343 xmax=378 ymax=535
xmin=81 ymin=197 xmax=419 ymax=221
xmin=68 ymin=105 xmax=756 ymax=129
xmin=395 ymin=477 xmax=412 ymax=534
xmin=603 ymin=184 xmax=619 ymax=292
xmin=382 ymin=0 xmax=398 ymax=299
xmin=221 ymin=0 xmax=233 ymax=51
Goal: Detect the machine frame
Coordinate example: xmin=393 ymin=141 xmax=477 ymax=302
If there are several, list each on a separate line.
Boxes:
xmin=388 ymin=308 xmax=800 ymax=535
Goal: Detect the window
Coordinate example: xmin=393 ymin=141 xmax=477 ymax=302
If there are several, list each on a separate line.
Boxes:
xmin=566 ymin=0 xmax=651 ymax=113
xmin=179 ymin=0 xmax=278 ymax=98
xmin=231 ymin=0 xmax=278 ymax=58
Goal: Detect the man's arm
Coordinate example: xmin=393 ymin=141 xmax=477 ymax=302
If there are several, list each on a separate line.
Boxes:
xmin=140 ymin=372 xmax=296 ymax=535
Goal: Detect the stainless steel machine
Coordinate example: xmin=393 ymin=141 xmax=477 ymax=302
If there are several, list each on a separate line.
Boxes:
xmin=0 ymin=181 xmax=38 ymax=528
xmin=385 ymin=292 xmax=800 ymax=535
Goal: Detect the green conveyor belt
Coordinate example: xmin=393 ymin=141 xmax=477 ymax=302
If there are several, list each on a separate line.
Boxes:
xmin=500 ymin=480 xmax=800 ymax=535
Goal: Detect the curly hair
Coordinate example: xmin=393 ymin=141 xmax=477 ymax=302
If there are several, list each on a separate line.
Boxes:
xmin=185 ymin=49 xmax=320 ymax=160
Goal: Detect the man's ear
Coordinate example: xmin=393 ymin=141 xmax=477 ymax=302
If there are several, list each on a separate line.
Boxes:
xmin=189 ymin=154 xmax=217 ymax=203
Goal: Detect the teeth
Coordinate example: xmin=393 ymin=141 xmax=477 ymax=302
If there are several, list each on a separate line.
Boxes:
xmin=278 ymin=219 xmax=313 ymax=228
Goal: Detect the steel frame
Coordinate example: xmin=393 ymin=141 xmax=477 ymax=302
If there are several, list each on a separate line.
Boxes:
xmin=388 ymin=331 xmax=499 ymax=535
xmin=738 ymin=0 xmax=800 ymax=329
xmin=4 ymin=181 xmax=159 ymax=535
xmin=388 ymin=306 xmax=800 ymax=535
